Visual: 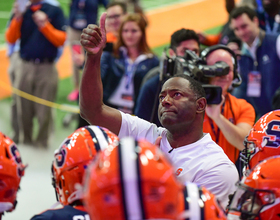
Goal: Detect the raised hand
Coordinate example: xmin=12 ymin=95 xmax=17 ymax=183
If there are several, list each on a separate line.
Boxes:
xmin=32 ymin=11 xmax=48 ymax=28
xmin=205 ymin=95 xmax=225 ymax=121
xmin=80 ymin=12 xmax=107 ymax=55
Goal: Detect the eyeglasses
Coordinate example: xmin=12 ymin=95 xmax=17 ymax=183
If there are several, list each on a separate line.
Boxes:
xmin=107 ymin=14 xmax=123 ymax=20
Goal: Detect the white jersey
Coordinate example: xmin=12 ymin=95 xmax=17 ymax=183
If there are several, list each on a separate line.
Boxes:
xmin=119 ymin=111 xmax=238 ymax=209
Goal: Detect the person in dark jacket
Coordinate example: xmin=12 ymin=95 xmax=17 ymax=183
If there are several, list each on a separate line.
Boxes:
xmin=101 ymin=13 xmax=159 ymax=114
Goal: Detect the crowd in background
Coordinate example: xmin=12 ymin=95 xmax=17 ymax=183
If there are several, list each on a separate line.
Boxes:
xmin=3 ymin=0 xmax=280 ymax=219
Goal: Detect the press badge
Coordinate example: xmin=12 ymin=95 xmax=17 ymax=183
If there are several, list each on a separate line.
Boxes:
xmin=246 ymin=71 xmax=261 ymax=97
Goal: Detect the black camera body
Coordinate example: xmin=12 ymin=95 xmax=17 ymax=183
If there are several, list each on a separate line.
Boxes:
xmin=161 ymin=49 xmax=230 ymax=104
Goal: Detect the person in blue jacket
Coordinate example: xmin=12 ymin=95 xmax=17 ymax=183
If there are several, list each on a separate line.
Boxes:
xmin=230 ymin=5 xmax=280 ymax=118
xmin=101 ymin=13 xmax=159 ymax=114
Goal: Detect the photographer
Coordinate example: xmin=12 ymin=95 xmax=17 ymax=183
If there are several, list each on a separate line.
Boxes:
xmin=79 ymin=13 xmax=238 ymax=209
xmin=202 ymin=45 xmax=255 ymax=170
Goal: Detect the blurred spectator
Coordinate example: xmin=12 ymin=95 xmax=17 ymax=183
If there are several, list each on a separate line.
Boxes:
xmin=101 ymin=13 xmax=159 ymax=114
xmin=134 ymin=28 xmax=200 ymax=126
xmin=104 ymin=1 xmax=148 ymax=49
xmin=230 ymin=5 xmax=280 ymax=118
xmin=77 ymin=2 xmax=145 ymax=128
xmin=199 ymin=0 xmax=280 ymax=47
xmin=5 ymin=0 xmax=67 ymax=148
xmin=257 ymin=0 xmax=280 ymax=34
xmin=226 ymin=36 xmax=242 ymax=59
xmin=105 ymin=1 xmax=127 ymax=44
xmin=67 ymin=0 xmax=109 ymax=101
xmin=5 ymin=0 xmax=62 ymax=144
xmin=198 ymin=0 xmax=256 ymax=46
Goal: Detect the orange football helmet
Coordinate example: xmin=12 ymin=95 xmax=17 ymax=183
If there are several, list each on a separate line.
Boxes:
xmin=0 ymin=132 xmax=26 ymax=213
xmin=240 ymin=110 xmax=280 ymax=175
xmin=227 ymin=156 xmax=280 ymax=220
xmin=51 ymin=125 xmax=119 ymax=206
xmin=178 ymin=182 xmax=227 ymax=220
xmin=83 ymin=137 xmax=184 ymax=220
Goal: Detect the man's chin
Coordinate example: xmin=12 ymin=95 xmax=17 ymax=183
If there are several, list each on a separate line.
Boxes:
xmin=160 ymin=117 xmax=177 ymax=127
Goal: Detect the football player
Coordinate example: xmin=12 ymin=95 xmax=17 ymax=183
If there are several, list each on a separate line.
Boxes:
xmin=178 ymin=182 xmax=227 ymax=220
xmin=240 ymin=109 xmax=280 ymax=176
xmin=227 ymin=155 xmax=280 ymax=220
xmin=30 ymin=125 xmax=119 ymax=220
xmin=83 ymin=137 xmax=184 ymax=220
xmin=0 ymin=132 xmax=26 ymax=219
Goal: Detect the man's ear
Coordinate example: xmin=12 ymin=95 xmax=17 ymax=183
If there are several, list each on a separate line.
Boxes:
xmin=169 ymin=48 xmax=176 ymax=57
xmin=196 ymin=97 xmax=206 ymax=113
xmin=253 ymin=16 xmax=259 ymax=27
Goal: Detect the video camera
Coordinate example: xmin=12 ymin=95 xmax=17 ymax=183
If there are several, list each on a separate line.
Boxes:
xmin=160 ymin=49 xmax=230 ymax=104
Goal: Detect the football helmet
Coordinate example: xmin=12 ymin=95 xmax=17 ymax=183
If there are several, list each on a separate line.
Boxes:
xmin=0 ymin=132 xmax=26 ymax=213
xmin=178 ymin=182 xmax=227 ymax=220
xmin=240 ymin=110 xmax=280 ymax=175
xmin=227 ymin=155 xmax=280 ymax=220
xmin=51 ymin=125 xmax=119 ymax=206
xmin=83 ymin=137 xmax=184 ymax=220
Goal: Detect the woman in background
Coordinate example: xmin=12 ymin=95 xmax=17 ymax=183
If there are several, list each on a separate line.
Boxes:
xmin=101 ymin=13 xmax=159 ymax=114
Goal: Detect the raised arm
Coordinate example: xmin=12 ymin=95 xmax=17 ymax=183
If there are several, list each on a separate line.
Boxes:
xmin=79 ymin=12 xmax=122 ymax=135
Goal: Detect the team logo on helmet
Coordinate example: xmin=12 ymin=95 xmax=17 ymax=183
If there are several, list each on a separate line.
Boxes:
xmin=9 ymin=144 xmax=24 ymax=177
xmin=55 ymin=139 xmax=70 ymax=168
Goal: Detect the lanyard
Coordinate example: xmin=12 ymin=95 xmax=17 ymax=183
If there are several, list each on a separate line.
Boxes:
xmin=209 ymin=95 xmax=227 ymax=144
xmin=124 ymin=57 xmax=137 ymax=89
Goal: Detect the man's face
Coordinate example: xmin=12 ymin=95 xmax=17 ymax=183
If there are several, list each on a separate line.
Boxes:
xmin=230 ymin=13 xmax=259 ymax=46
xmin=158 ymin=77 xmax=198 ymax=129
xmin=106 ymin=5 xmax=125 ymax=33
xmin=206 ymin=49 xmax=234 ymax=95
xmin=175 ymin=39 xmax=200 ymax=57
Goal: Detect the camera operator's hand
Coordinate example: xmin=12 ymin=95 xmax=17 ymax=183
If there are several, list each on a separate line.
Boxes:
xmin=205 ymin=95 xmax=225 ymax=121
xmin=80 ymin=12 xmax=107 ymax=56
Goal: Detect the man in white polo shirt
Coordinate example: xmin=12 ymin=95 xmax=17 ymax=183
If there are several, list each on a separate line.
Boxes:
xmin=79 ymin=12 xmax=239 ymax=209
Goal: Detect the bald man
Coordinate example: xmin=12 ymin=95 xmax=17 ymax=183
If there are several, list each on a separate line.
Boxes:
xmin=202 ymin=47 xmax=255 ymax=172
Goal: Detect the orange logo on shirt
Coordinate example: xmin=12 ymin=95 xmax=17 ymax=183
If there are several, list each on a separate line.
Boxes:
xmin=175 ymin=168 xmax=183 ymax=176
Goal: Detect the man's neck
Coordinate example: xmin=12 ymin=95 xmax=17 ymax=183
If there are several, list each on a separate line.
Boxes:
xmin=166 ymin=129 xmax=204 ymax=149
xmin=247 ymin=29 xmax=260 ymax=48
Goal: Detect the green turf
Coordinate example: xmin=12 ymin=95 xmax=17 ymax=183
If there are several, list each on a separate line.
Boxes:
xmin=0 ymin=0 xmax=197 ymax=45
